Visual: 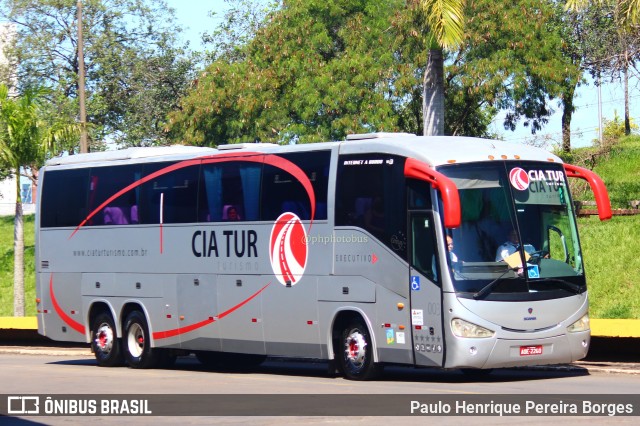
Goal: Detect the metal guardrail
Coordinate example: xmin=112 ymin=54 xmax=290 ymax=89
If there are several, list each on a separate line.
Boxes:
xmin=575 ymin=200 xmax=640 ymax=217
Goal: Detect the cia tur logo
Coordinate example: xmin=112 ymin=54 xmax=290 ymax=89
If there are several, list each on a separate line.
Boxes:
xmin=269 ymin=212 xmax=308 ymax=286
xmin=509 ymin=167 xmax=530 ymax=191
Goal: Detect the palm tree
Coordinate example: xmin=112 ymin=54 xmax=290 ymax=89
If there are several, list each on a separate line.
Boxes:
xmin=0 ymin=84 xmax=78 ymax=316
xmin=418 ymin=0 xmax=466 ymax=136
xmin=0 ymin=85 xmax=42 ymax=316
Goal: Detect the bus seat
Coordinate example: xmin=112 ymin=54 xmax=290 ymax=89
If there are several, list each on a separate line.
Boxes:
xmin=103 ymin=207 xmax=129 ymax=225
xmin=130 ymin=205 xmax=139 ymax=224
xmin=222 ymin=205 xmax=241 ymax=221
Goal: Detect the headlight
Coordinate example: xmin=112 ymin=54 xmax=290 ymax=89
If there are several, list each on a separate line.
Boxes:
xmin=451 ymin=318 xmax=494 ymax=338
xmin=567 ymin=312 xmax=590 ymax=333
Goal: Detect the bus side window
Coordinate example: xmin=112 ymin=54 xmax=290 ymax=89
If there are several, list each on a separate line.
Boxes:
xmin=199 ymin=162 xmax=260 ymax=222
xmin=88 ymin=164 xmax=141 ymax=226
xmin=336 ymin=154 xmax=407 ymax=259
xmin=40 ymin=168 xmax=91 ymax=228
xmin=138 ymin=162 xmax=199 ymax=224
xmin=261 ymin=151 xmax=330 ymax=221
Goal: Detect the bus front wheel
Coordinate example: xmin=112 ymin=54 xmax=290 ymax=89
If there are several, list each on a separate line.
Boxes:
xmin=339 ymin=320 xmax=381 ymax=380
xmin=91 ymin=312 xmax=123 ymax=367
xmin=123 ymin=311 xmax=162 ymax=369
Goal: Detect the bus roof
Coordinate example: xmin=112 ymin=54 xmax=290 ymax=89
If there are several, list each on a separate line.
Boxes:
xmin=44 ymin=134 xmax=562 ymax=168
xmin=44 ymin=145 xmax=218 ymax=166
xmin=337 ymin=134 xmax=563 ymax=167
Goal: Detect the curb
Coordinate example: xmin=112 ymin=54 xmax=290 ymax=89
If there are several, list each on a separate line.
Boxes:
xmin=0 ymin=346 xmax=91 ymax=356
xmin=590 ymin=319 xmax=640 ymax=338
xmin=0 ymin=317 xmax=37 ymax=330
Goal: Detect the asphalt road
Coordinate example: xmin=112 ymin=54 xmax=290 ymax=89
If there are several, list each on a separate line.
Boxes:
xmin=0 ymin=348 xmax=639 ymax=425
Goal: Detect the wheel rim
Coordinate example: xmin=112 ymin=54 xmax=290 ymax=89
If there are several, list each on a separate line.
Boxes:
xmin=94 ymin=323 xmax=114 ymax=355
xmin=344 ymin=328 xmax=367 ymax=371
xmin=127 ymin=323 xmax=145 ymax=358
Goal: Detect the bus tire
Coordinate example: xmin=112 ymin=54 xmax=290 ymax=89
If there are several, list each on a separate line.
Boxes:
xmin=123 ymin=311 xmax=161 ymax=369
xmin=339 ymin=319 xmax=381 ymax=380
xmin=91 ymin=312 xmax=123 ymax=367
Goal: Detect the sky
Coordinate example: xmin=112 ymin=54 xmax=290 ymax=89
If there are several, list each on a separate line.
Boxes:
xmin=167 ymin=0 xmax=640 ymax=149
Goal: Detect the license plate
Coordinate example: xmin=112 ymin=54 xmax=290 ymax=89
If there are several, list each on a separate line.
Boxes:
xmin=519 ymin=345 xmax=543 ymax=356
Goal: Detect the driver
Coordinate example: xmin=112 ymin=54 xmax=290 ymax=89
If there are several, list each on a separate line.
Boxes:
xmin=495 ymin=229 xmax=536 ymax=261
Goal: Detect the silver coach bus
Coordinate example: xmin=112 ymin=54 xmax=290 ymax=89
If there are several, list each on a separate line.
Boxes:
xmin=35 ymin=133 xmax=611 ymax=379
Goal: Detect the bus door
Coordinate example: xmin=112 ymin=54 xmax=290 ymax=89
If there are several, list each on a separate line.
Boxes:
xmin=408 ymin=211 xmax=445 ymax=368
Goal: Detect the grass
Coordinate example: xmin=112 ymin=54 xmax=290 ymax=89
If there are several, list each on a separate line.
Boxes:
xmin=592 ymin=137 xmax=640 ymax=209
xmin=579 ymin=215 xmax=640 ymax=319
xmin=572 ymin=134 xmax=640 ymax=318
xmin=568 ymin=135 xmax=640 ymax=208
xmin=0 ymin=214 xmax=36 ymax=317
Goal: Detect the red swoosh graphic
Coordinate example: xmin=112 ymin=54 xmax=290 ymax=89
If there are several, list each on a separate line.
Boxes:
xmin=49 ymin=274 xmax=86 ymax=335
xmin=70 ymin=152 xmax=316 ymax=239
xmin=152 ymin=282 xmax=271 ymax=340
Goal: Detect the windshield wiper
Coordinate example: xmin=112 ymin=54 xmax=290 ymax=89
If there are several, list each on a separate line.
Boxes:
xmin=537 ymin=278 xmax=582 ymax=294
xmin=473 ymin=267 xmax=518 ymax=300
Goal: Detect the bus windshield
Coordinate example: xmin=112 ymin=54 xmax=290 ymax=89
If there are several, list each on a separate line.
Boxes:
xmin=436 ymin=161 xmax=585 ymax=301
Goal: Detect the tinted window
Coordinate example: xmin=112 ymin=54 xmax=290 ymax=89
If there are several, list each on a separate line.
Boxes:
xmin=407 ymin=179 xmax=433 ymax=210
xmin=87 ymin=165 xmax=142 ymax=226
xmin=40 ymin=168 xmax=91 ymax=227
xmin=199 ymin=161 xmax=262 ymax=222
xmin=138 ymin=162 xmax=200 ymax=224
xmin=261 ymin=151 xmax=330 ymax=221
xmin=336 ymin=154 xmax=407 ymax=258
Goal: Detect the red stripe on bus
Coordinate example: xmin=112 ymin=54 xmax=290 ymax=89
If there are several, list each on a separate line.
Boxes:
xmin=152 ymin=282 xmax=271 ymax=340
xmin=49 ymin=274 xmax=86 ymax=335
xmin=69 ymin=152 xmax=315 ymax=239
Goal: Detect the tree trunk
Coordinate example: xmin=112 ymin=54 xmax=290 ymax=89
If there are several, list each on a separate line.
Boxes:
xmin=423 ymin=48 xmax=445 ymax=136
xmin=561 ymin=82 xmax=577 ymax=153
xmin=13 ymin=173 xmax=25 ymax=317
xmin=624 ymin=62 xmax=630 ymax=136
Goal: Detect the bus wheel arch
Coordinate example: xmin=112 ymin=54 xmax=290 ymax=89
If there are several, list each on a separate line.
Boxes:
xmin=331 ymin=310 xmax=381 ymax=380
xmin=88 ymin=302 xmax=123 ymax=367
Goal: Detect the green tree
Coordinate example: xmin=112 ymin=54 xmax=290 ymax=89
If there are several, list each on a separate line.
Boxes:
xmin=395 ymin=0 xmax=575 ymax=138
xmin=170 ymin=0 xmax=406 ymax=145
xmin=598 ymin=110 xmax=638 ymax=144
xmin=0 ymin=0 xmax=195 ymax=148
xmin=170 ymin=0 xmax=584 ymax=144
xmin=565 ymin=0 xmax=640 ymax=137
xmin=0 ymin=84 xmax=78 ymax=316
xmin=201 ymin=0 xmax=276 ymax=63
xmin=566 ymin=0 xmax=640 ymax=24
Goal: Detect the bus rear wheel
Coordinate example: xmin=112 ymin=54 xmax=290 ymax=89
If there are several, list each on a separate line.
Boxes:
xmin=339 ymin=320 xmax=381 ymax=380
xmin=123 ymin=311 xmax=163 ymax=369
xmin=91 ymin=312 xmax=123 ymax=367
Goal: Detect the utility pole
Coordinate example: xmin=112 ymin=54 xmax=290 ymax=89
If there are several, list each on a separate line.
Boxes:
xmin=597 ymin=75 xmax=603 ymax=145
xmin=77 ymin=0 xmax=88 ymax=153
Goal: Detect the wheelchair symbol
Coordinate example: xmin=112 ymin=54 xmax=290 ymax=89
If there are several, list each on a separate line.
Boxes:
xmin=411 ymin=276 xmax=420 ymax=291
xmin=527 ymin=265 xmax=540 ymax=279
